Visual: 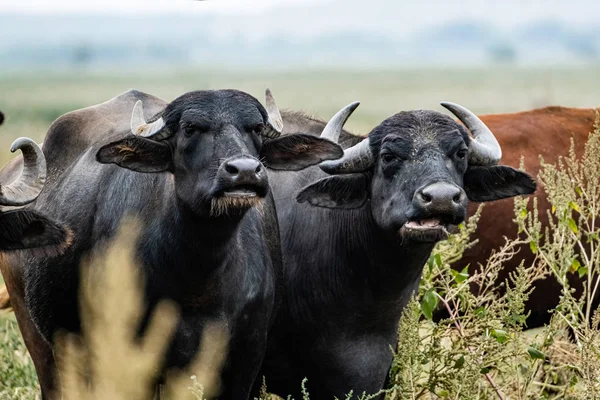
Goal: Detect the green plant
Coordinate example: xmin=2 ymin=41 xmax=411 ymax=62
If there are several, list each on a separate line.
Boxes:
xmin=387 ymin=111 xmax=600 ymax=400
xmin=0 ymin=316 xmax=39 ymax=399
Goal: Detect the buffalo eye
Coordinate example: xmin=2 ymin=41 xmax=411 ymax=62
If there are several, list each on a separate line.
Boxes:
xmin=184 ymin=126 xmax=195 ymax=136
xmin=456 ymin=149 xmax=468 ymax=160
xmin=249 ymin=123 xmax=265 ymax=135
xmin=381 ymin=152 xmax=396 ymax=164
xmin=184 ymin=124 xmax=210 ymax=136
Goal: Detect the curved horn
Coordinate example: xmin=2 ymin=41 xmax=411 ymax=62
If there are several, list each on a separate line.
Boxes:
xmin=0 ymin=137 xmax=46 ymax=206
xmin=320 ymin=101 xmax=360 ymax=143
xmin=130 ymin=100 xmax=169 ymax=140
xmin=263 ymin=89 xmax=283 ymax=139
xmin=440 ymin=101 xmax=502 ymax=166
xmin=320 ymin=139 xmax=374 ymax=174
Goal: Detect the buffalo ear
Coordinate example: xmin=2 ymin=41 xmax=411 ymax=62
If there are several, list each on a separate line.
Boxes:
xmin=464 ymin=165 xmax=536 ymax=202
xmin=0 ymin=210 xmax=71 ymax=255
xmin=297 ymin=173 xmax=369 ymax=209
xmin=96 ymin=136 xmax=172 ymax=173
xmin=261 ymin=134 xmax=343 ymax=171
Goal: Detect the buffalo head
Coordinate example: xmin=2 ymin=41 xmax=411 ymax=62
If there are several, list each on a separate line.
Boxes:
xmin=97 ymin=89 xmax=344 ymax=217
xmin=0 ymin=137 xmax=70 ymax=252
xmin=298 ymin=102 xmax=536 ymax=243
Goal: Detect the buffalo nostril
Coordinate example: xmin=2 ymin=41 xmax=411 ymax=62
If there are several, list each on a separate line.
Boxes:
xmin=225 ymin=163 xmax=239 ymax=175
xmin=223 ymin=158 xmax=261 ymax=176
xmin=417 ymin=182 xmax=464 ymax=210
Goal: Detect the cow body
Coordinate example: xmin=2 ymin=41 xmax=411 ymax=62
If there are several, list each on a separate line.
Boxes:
xmin=464 ymin=106 xmax=598 ymax=327
xmin=0 ymin=113 xmax=71 ymax=395
xmin=2 ymin=89 xmax=341 ymax=399
xmin=260 ymin=174 xmax=427 ymax=397
xmin=27 ymin=155 xmax=278 ymax=395
xmin=283 ymin=105 xmax=599 ymax=329
xmin=258 ymin=106 xmax=535 ymax=399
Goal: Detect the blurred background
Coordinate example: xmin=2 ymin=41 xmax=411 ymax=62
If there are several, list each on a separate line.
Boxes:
xmin=0 ymin=1 xmax=599 ymax=396
xmin=0 ymin=0 xmax=599 ymax=152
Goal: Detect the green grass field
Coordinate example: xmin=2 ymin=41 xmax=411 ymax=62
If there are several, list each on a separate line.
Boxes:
xmin=0 ymin=66 xmax=599 ymax=398
xmin=1 ymin=65 xmax=599 ymax=159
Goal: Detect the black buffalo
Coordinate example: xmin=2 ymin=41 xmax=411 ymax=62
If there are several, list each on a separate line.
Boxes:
xmin=0 ymin=113 xmax=71 ymax=337
xmin=259 ymin=103 xmax=537 ymax=398
xmin=1 ymin=89 xmax=343 ymax=399
xmin=0 ymin=114 xmax=68 ymax=252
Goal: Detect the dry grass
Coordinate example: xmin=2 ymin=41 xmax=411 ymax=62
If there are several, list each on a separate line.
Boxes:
xmin=11 ymin=219 xmax=228 ymax=400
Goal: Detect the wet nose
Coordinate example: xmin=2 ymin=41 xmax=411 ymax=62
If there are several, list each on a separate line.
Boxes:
xmin=223 ymin=158 xmax=262 ymax=178
xmin=414 ymin=182 xmax=466 ymax=214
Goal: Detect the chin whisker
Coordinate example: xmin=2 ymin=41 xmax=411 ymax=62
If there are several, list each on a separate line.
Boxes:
xmin=209 ymin=196 xmax=263 ymax=217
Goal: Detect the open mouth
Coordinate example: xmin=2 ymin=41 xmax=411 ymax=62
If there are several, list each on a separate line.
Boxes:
xmin=400 ymin=216 xmax=454 ymax=242
xmin=404 ymin=217 xmax=446 ymax=231
xmin=224 ymin=188 xmax=258 ymax=198
xmin=221 ymin=184 xmax=266 ymax=199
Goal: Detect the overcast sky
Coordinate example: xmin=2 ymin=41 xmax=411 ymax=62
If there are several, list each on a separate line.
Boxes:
xmin=0 ymin=0 xmax=597 ymax=22
xmin=0 ymin=0 xmax=319 ymax=14
xmin=0 ymin=0 xmax=598 ymax=40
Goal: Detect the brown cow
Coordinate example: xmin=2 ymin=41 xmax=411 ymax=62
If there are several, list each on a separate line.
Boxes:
xmin=459 ymin=106 xmax=598 ymax=327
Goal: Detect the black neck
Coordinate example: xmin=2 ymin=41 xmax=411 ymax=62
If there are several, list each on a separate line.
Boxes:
xmin=141 ymin=194 xmax=248 ymax=303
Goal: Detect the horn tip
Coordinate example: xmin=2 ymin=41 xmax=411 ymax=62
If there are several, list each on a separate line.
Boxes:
xmin=10 ymin=137 xmax=33 ymax=153
xmin=132 ymin=100 xmax=144 ymax=116
xmin=265 ymin=88 xmax=277 ymax=103
xmin=318 ymin=160 xmax=336 ymax=174
xmin=131 ymin=100 xmax=146 ymax=134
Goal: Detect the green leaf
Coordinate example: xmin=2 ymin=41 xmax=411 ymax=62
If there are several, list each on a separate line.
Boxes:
xmin=578 ymin=267 xmax=589 ymax=278
xmin=491 ymin=329 xmax=509 ymax=344
xmin=527 ymin=347 xmax=546 ymax=360
xmin=529 ymin=240 xmax=538 ymax=254
xmin=453 ymin=355 xmax=465 ymax=369
xmin=458 ymin=265 xmax=469 ymax=283
xmin=570 ymin=258 xmax=581 ymax=273
xmin=569 ymin=375 xmax=578 ymax=387
xmin=521 ymin=208 xmax=528 ymax=217
xmin=437 ymin=389 xmax=450 ymax=398
xmin=427 ymin=256 xmax=435 ymax=273
xmin=480 ymin=367 xmax=491 ymax=374
xmin=567 ymin=218 xmax=579 ymax=235
xmin=450 ymin=266 xmax=469 ymax=284
xmin=435 ymin=253 xmax=442 ymax=267
xmin=475 ymin=307 xmax=486 ymax=318
xmin=576 ymin=186 xmax=583 ymax=196
xmin=421 ymin=288 xmax=439 ymax=320
xmin=568 ymin=201 xmax=580 ymax=213
xmin=551 ymin=205 xmax=556 ymax=214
